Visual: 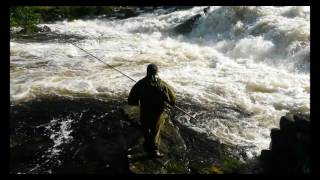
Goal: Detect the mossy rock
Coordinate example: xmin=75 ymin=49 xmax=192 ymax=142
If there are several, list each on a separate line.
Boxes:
xmin=122 ymin=105 xmax=140 ymax=124
xmin=201 ymin=165 xmax=224 ymax=174
xmin=209 ymin=165 xmax=224 ymax=174
xmin=221 ymin=157 xmax=246 ymax=174
xmin=190 ymin=157 xmax=246 ymax=174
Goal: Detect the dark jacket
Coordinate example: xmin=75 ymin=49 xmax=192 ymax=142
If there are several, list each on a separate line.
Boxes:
xmin=128 ymin=76 xmax=176 ymax=115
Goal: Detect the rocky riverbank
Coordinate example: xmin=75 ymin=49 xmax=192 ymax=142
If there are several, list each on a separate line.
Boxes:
xmin=10 ymin=96 xmax=310 ymax=174
xmin=123 ymin=103 xmax=264 ymax=174
xmin=10 ymin=97 xmax=252 ymax=174
xmin=10 ymin=6 xmax=195 ymax=35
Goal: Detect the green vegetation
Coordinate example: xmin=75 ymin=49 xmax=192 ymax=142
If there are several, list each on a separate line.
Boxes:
xmin=221 ymin=157 xmax=246 ymax=173
xmin=31 ymin=6 xmax=116 ymax=21
xmin=10 ymin=6 xmax=130 ymax=33
xmin=10 ymin=6 xmax=42 ymax=33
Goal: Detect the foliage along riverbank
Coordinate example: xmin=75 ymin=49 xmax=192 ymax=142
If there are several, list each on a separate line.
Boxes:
xmin=10 ymin=6 xmax=139 ymax=34
xmin=10 ymin=6 xmax=194 ymax=34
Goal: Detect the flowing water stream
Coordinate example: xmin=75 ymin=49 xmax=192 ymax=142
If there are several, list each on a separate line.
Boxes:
xmin=10 ymin=6 xmax=310 ymax=173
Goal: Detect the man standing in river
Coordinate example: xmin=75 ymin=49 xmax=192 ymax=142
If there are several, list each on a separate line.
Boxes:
xmin=128 ymin=64 xmax=176 ymax=158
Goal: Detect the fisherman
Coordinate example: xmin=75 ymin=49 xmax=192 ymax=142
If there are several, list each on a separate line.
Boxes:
xmin=128 ymin=64 xmax=176 ymax=158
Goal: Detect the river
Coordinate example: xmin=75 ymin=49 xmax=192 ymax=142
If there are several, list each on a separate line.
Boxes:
xmin=10 ymin=6 xmax=310 ymax=173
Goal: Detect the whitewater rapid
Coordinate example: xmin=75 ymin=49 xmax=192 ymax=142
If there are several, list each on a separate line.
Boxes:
xmin=10 ymin=6 xmax=310 ymax=158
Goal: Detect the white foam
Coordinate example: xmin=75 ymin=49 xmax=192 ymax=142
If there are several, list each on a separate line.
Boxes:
xmin=45 ymin=118 xmax=73 ymax=158
xmin=10 ymin=6 xmax=310 ymax=157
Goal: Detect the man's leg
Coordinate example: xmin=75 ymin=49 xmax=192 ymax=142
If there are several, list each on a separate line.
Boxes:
xmin=142 ymin=126 xmax=154 ymax=154
xmin=154 ymin=114 xmax=165 ymax=149
xmin=150 ymin=113 xmax=165 ymax=157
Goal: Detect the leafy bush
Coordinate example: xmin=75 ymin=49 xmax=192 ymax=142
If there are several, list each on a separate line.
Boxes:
xmin=10 ymin=6 xmax=131 ymax=34
xmin=10 ymin=6 xmax=41 ymax=32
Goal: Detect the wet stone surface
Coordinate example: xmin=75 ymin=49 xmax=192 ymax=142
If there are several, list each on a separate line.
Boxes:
xmin=11 ymin=97 xmax=255 ymax=174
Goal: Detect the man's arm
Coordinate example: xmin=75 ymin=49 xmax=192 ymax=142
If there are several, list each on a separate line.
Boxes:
xmin=128 ymin=82 xmax=140 ymax=106
xmin=161 ymin=81 xmax=176 ymax=106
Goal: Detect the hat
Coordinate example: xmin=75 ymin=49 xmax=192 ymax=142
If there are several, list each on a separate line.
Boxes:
xmin=147 ymin=63 xmax=158 ymax=75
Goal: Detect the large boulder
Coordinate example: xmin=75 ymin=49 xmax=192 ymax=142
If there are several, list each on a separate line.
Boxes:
xmin=38 ymin=25 xmax=51 ymax=33
xmin=173 ymin=14 xmax=202 ymax=35
xmin=260 ymin=113 xmax=310 ymax=173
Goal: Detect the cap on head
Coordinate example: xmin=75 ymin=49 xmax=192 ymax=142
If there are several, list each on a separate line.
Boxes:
xmin=147 ymin=63 xmax=158 ymax=76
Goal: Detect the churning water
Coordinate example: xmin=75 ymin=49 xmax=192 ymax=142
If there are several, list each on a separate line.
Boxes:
xmin=10 ymin=6 xmax=310 ymax=159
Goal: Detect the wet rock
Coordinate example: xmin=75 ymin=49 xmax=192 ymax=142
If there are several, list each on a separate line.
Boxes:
xmin=122 ymin=104 xmax=252 ymax=174
xmin=122 ymin=105 xmax=190 ymax=174
xmin=118 ymin=8 xmax=140 ymax=19
xmin=38 ymin=25 xmax=51 ymax=33
xmin=279 ymin=116 xmax=294 ymax=131
xmin=10 ymin=27 xmax=23 ymax=34
xmin=11 ymin=32 xmax=86 ymax=43
xmin=10 ymin=98 xmax=134 ymax=174
xmin=260 ymin=113 xmax=310 ymax=173
xmin=173 ymin=14 xmax=202 ymax=34
xmin=11 ymin=97 xmax=257 ymax=174
xmin=108 ymin=7 xmax=141 ymax=20
xmin=173 ymin=7 xmax=209 ymax=35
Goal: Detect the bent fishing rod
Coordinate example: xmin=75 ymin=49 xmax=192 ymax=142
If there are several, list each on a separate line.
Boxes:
xmin=68 ymin=41 xmax=197 ymax=122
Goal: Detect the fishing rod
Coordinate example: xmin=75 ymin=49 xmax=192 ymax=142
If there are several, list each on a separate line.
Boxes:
xmin=67 ymin=40 xmax=198 ymax=122
xmin=69 ymin=42 xmax=136 ymax=82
